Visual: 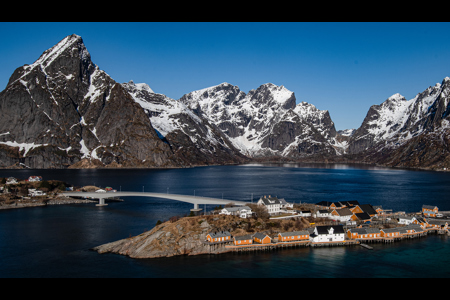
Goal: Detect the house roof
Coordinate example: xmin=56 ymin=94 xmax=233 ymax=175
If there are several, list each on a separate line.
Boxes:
xmin=316 ymin=225 xmax=345 ymax=235
xmin=355 ymin=212 xmax=371 ymax=220
xmin=253 ymin=232 xmax=270 ymax=240
xmin=279 ymin=198 xmax=291 ymax=205
xmin=415 ymin=217 xmax=428 ymax=223
xmin=208 ymin=231 xmax=231 ymax=238
xmin=335 ymin=208 xmax=353 ymax=216
xmin=359 ymin=204 xmax=377 ymax=215
xmin=403 ymin=224 xmax=424 ymax=232
xmin=223 ymin=206 xmax=252 ymax=212
xmin=422 ymin=205 xmax=438 ymax=210
xmin=381 ymin=227 xmax=401 ymax=233
xmin=279 ymin=231 xmax=309 ymax=237
xmin=341 ymin=200 xmax=360 ymax=207
xmin=365 ymin=228 xmax=381 ymax=234
xmin=316 ymin=201 xmax=343 ymax=208
xmin=349 ymin=227 xmax=380 ymax=235
xmin=427 ymin=219 xmax=448 ymax=226
xmin=348 ymin=228 xmax=368 ymax=234
xmin=234 ymin=234 xmax=253 ymax=241
xmin=259 ymin=196 xmax=281 ymax=206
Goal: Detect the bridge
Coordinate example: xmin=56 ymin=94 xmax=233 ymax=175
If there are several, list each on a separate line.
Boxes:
xmin=61 ymin=191 xmax=249 ymax=211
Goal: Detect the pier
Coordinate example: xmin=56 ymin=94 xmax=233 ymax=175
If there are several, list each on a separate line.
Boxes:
xmin=360 ymin=243 xmax=373 ymax=250
xmin=206 ymin=227 xmax=442 ymax=254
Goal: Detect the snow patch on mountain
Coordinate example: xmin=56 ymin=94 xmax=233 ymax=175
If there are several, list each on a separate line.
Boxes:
xmin=124 ymin=80 xmax=202 ymax=137
xmin=180 ymin=82 xmax=338 ymax=157
xmin=348 ymin=78 xmax=450 ymax=155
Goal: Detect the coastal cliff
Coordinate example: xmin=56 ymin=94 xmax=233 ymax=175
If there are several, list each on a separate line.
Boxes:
xmin=93 ymin=216 xmax=232 ymax=258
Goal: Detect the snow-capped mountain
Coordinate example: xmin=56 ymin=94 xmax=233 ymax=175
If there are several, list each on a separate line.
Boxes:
xmin=349 ymin=79 xmax=449 ymax=153
xmin=180 ymin=82 xmax=339 ymax=158
xmin=348 ymin=77 xmax=450 ymax=169
xmin=0 ymin=34 xmax=179 ymax=168
xmin=122 ymin=81 xmax=248 ymax=166
xmin=1 ymin=34 xmax=449 ymax=170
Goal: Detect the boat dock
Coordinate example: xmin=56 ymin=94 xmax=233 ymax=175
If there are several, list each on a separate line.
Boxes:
xmin=360 ymin=243 xmax=373 ymax=250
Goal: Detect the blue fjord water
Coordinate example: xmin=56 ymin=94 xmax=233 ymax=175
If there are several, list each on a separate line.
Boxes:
xmin=1 ymin=163 xmax=450 ymax=278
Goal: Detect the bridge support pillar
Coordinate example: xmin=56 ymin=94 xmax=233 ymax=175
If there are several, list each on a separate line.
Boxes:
xmin=96 ymin=198 xmax=108 ymax=206
xmin=190 ymin=203 xmax=202 ymax=215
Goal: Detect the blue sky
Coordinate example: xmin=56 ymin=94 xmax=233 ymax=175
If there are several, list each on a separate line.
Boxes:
xmin=1 ymin=22 xmax=450 ymax=130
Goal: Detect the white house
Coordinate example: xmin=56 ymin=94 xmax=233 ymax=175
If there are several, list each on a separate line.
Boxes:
xmin=28 ymin=176 xmax=43 ymax=182
xmin=219 ymin=206 xmax=253 ymax=218
xmin=315 ymin=209 xmax=332 ymax=219
xmin=310 ymin=225 xmax=345 ymax=243
xmin=279 ymin=198 xmax=294 ymax=209
xmin=28 ymin=188 xmax=46 ymax=197
xmin=257 ymin=195 xmax=282 ymax=215
xmin=298 ymin=210 xmax=312 ymax=217
xmin=6 ymin=177 xmax=18 ymax=185
xmin=330 ymin=208 xmax=353 ymax=222
xmin=398 ymin=215 xmax=417 ymax=225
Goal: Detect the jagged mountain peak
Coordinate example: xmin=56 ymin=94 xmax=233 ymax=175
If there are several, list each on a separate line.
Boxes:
xmin=295 ymin=101 xmax=325 ymax=114
xmin=348 ymin=76 xmax=450 ymax=156
xmin=387 ymin=93 xmax=405 ymax=100
xmin=26 ymin=34 xmax=88 ymax=72
xmin=123 ymin=80 xmax=154 ymax=94
xmin=7 ymin=34 xmax=94 ymax=89
xmin=178 ymin=81 xmax=336 ymax=158
xmin=246 ymin=83 xmax=295 ymax=110
xmin=0 ymin=34 xmax=180 ymax=168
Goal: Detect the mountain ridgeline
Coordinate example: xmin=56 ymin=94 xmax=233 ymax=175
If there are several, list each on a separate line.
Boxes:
xmin=1 ymin=34 xmax=449 ymax=170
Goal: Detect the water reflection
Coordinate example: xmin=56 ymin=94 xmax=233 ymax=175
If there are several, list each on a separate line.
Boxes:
xmin=241 ymin=162 xmax=402 ymax=170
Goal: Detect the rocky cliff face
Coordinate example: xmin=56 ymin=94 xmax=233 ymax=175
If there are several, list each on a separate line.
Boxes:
xmin=180 ymin=83 xmax=339 ymax=158
xmin=347 ymin=77 xmax=450 ymax=169
xmin=93 ymin=216 xmax=231 ymax=258
xmin=0 ymin=35 xmax=250 ymax=169
xmin=122 ymin=81 xmax=248 ymax=166
xmin=0 ymin=34 xmax=182 ymax=168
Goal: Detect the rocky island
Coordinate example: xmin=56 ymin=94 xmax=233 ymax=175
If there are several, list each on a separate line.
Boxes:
xmin=93 ymin=199 xmax=448 ymax=260
xmin=92 ymin=212 xmax=312 ymax=258
xmin=0 ymin=176 xmax=112 ymax=209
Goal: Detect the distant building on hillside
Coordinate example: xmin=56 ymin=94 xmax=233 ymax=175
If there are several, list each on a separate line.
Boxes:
xmin=28 ymin=176 xmax=42 ymax=182
xmin=257 ymin=195 xmax=282 ymax=215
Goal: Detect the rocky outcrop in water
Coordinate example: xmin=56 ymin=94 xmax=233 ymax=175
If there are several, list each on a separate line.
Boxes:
xmin=93 ymin=216 xmax=231 ymax=258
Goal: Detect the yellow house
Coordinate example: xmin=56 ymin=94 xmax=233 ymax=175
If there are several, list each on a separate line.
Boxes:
xmin=278 ymin=231 xmax=309 ymax=242
xmin=206 ymin=231 xmax=231 ymax=243
xmin=422 ymin=205 xmax=439 ymax=217
xmin=253 ymin=232 xmax=271 ymax=244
